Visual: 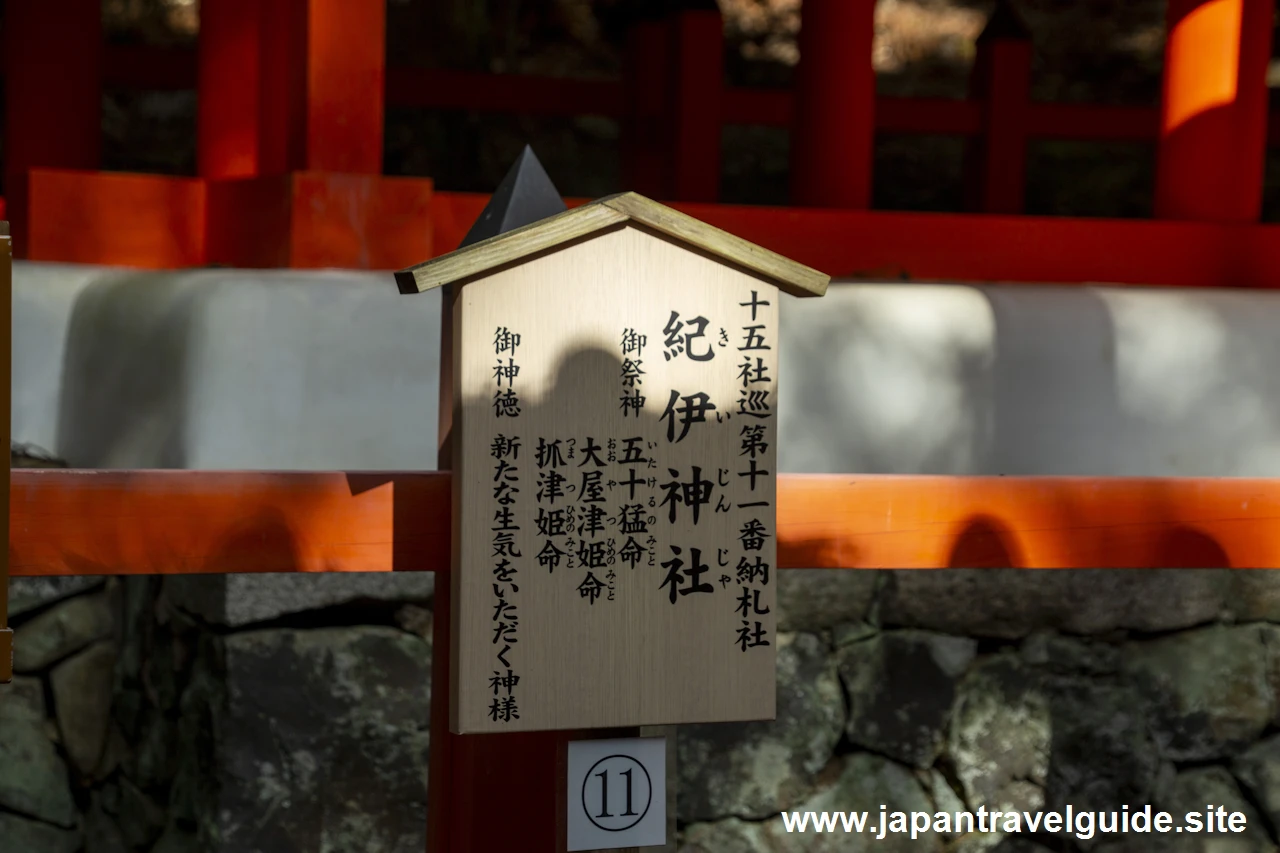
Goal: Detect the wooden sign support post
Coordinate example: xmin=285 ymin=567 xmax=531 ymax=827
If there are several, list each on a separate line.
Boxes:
xmin=399 ymin=176 xmax=827 ymax=850
xmin=1 ymin=222 xmax=12 ymax=683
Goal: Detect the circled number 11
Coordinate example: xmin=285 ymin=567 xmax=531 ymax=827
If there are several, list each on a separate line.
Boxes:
xmin=594 ymin=768 xmax=638 ymax=819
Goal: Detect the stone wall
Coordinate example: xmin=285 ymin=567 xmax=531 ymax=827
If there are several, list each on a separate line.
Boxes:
xmin=2 ymin=573 xmax=435 ymax=853
xmin=9 ymin=568 xmax=1280 ymax=853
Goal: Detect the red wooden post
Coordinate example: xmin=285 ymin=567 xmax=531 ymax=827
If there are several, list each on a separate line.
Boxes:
xmin=671 ymin=6 xmax=724 ymax=203
xmin=3 ymin=0 xmax=102 ymax=258
xmin=623 ymin=15 xmax=676 ymax=199
xmin=299 ymin=0 xmax=386 ymax=173
xmin=197 ymin=0 xmax=266 ymax=179
xmin=0 ymin=221 xmax=10 ymax=683
xmin=790 ymin=0 xmax=876 ymax=208
xmin=1154 ymin=0 xmax=1274 ymax=222
xmin=202 ymin=0 xmax=424 ymax=269
xmin=199 ymin=0 xmax=385 ymax=177
xmin=254 ymin=0 xmax=307 ymax=175
xmin=965 ymin=2 xmax=1032 ymax=214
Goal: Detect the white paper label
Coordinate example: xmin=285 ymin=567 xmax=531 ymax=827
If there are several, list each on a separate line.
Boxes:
xmin=566 ymin=737 xmax=667 ymax=851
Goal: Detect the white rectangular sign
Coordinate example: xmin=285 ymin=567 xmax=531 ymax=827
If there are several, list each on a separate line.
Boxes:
xmin=567 ymin=737 xmax=667 ymax=851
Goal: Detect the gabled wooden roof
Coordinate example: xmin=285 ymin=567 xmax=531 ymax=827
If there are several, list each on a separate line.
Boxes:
xmin=394 ymin=192 xmax=829 ymax=298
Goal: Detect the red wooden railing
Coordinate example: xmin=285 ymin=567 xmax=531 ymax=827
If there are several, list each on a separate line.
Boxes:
xmin=13 ymin=471 xmax=1280 ymax=576
xmin=2 ymin=1 xmax=1276 ymax=285
xmin=75 ymin=45 xmax=1253 ymax=160
xmin=16 ymin=177 xmax=1280 ymax=289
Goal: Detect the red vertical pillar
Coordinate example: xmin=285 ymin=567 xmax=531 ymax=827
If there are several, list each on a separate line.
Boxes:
xmin=256 ymin=0 xmax=310 ymax=175
xmin=198 ymin=0 xmax=267 ymax=179
xmin=1154 ymin=0 xmax=1273 ymax=222
xmin=304 ymin=0 xmax=386 ymax=173
xmin=4 ymin=0 xmax=103 ymax=257
xmin=623 ymin=16 xmax=676 ymax=199
xmin=671 ymin=8 xmax=724 ymax=202
xmin=200 ymin=0 xmax=385 ymax=178
xmin=790 ymin=0 xmax=876 ymax=208
xmin=203 ymin=0 xmax=426 ymax=270
xmin=965 ymin=3 xmax=1032 ymax=214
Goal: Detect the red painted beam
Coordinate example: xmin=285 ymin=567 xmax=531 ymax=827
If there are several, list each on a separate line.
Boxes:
xmin=26 ymin=170 xmax=206 ymax=269
xmin=206 ymin=171 xmax=434 ymax=269
xmin=661 ymin=198 xmax=1275 ymax=287
xmin=777 ymin=474 xmax=1280 ymax=569
xmin=730 ymin=91 xmax=988 ymax=135
xmin=386 ymin=69 xmax=622 ymax=117
xmin=1024 ymin=103 xmax=1160 ymax=143
xmin=12 ymin=470 xmax=1280 ymax=575
xmin=19 ymin=167 xmax=430 ymax=271
xmin=26 ymin=174 xmax=1280 ymax=288
xmin=877 ymin=97 xmax=984 ymax=137
xmin=9 ymin=470 xmax=446 ymax=578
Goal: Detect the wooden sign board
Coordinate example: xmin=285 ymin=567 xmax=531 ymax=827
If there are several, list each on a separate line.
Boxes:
xmin=397 ymin=194 xmax=827 ymax=733
xmin=1 ymin=222 xmax=11 ymax=683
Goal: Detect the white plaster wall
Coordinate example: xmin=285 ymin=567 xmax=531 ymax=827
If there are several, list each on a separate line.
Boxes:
xmin=13 ymin=263 xmax=115 ymax=453
xmin=20 ymin=264 xmax=441 ymax=470
xmin=779 ymin=283 xmax=1280 ymax=476
xmin=15 ymin=261 xmax=1280 ymax=477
